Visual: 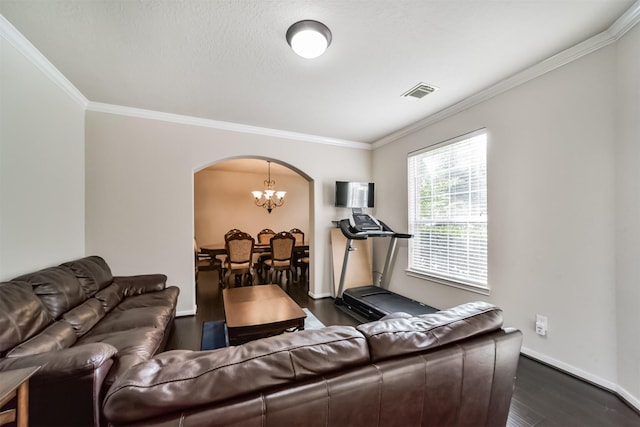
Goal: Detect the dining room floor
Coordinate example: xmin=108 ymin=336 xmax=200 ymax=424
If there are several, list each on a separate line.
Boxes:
xmin=166 ymin=269 xmax=640 ymax=426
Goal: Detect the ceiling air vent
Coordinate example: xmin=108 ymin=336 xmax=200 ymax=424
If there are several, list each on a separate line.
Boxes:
xmin=402 ymin=83 xmax=438 ymax=99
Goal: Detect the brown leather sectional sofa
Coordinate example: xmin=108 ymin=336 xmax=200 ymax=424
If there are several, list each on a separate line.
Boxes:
xmin=0 ymin=256 xmax=179 ymax=427
xmin=103 ymin=301 xmax=522 ymax=427
xmin=0 ymin=256 xmax=522 ymax=427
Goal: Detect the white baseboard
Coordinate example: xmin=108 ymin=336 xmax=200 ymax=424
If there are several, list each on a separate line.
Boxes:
xmin=617 ymin=386 xmax=640 ymax=412
xmin=521 ymin=346 xmax=617 ymax=390
xmin=521 ymin=346 xmax=640 ymax=412
xmin=176 ymin=307 xmax=196 ymax=317
xmin=308 ymin=290 xmax=332 ymax=299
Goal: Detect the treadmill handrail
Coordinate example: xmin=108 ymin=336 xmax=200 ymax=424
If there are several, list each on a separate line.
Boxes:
xmin=338 ymin=219 xmax=412 ymax=240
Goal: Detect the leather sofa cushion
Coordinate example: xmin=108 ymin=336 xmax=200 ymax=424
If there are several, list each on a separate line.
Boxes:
xmin=103 ymin=326 xmax=368 ymax=424
xmin=62 ymin=256 xmax=113 ymax=297
xmin=115 ymin=286 xmax=179 ymax=311
xmin=62 ymin=298 xmax=106 ymax=337
xmin=0 ymin=281 xmax=52 ymax=353
xmin=6 ymin=321 xmax=77 ymax=357
xmin=79 ymin=327 xmax=166 ymax=385
xmin=114 ymin=274 xmax=168 ymax=296
xmin=356 ymin=301 xmax=503 ymax=362
xmin=91 ymin=287 xmax=178 ymax=335
xmin=94 ymin=282 xmax=124 ymax=313
xmin=94 ymin=276 xmax=172 ymax=313
xmin=89 ymin=305 xmax=174 ymax=336
xmin=13 ymin=266 xmax=86 ymax=319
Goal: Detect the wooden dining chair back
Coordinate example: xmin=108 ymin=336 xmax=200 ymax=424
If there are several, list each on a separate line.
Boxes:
xmin=224 ymin=232 xmax=255 ymax=287
xmin=224 ymin=228 xmax=243 ymax=241
xmin=263 ymin=231 xmax=295 ymax=285
xmin=289 ymin=228 xmax=304 ymax=244
xmin=257 ymin=228 xmax=276 ymax=244
xmin=254 ymin=229 xmax=276 ymax=279
xmin=215 ymin=229 xmax=243 ymax=284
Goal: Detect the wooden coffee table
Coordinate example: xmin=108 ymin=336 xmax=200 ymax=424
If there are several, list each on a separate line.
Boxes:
xmin=222 ymin=285 xmax=306 ymax=345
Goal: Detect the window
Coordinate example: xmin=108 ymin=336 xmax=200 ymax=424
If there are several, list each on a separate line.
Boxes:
xmin=407 ymin=129 xmax=487 ymax=291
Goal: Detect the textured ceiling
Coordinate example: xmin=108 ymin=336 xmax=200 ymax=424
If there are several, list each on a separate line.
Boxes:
xmin=0 ymin=0 xmax=636 ymax=143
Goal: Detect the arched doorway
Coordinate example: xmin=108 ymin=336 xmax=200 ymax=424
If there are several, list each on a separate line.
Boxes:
xmin=193 ymin=157 xmax=313 ymax=291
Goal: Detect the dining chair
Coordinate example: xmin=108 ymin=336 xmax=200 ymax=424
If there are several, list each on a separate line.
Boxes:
xmin=218 ymin=228 xmax=243 ymax=277
xmin=289 ymin=228 xmax=305 ymax=245
xmin=225 ymin=228 xmax=243 ymax=240
xmin=262 ymin=231 xmax=295 ymax=285
xmin=254 ymin=228 xmax=276 ymax=280
xmin=257 ymin=228 xmax=276 ymax=244
xmin=194 ymin=238 xmax=223 ymax=284
xmin=289 ymin=228 xmax=309 ymax=281
xmin=223 ymin=231 xmax=255 ymax=287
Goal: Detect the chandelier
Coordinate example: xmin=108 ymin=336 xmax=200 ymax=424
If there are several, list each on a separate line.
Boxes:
xmin=251 ymin=161 xmax=286 ymax=214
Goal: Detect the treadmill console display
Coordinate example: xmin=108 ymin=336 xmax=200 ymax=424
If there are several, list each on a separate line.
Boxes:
xmin=350 ymin=212 xmax=382 ymax=232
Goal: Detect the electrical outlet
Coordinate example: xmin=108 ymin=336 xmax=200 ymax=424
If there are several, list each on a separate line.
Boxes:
xmin=535 ymin=314 xmax=548 ymax=336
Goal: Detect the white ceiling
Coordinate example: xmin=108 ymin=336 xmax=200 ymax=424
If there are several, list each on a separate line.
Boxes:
xmin=1 ymin=0 xmax=637 ymax=144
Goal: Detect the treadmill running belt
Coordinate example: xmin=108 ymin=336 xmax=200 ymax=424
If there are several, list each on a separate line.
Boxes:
xmin=342 ymin=285 xmax=437 ymax=321
xmin=364 ymin=293 xmax=437 ymax=316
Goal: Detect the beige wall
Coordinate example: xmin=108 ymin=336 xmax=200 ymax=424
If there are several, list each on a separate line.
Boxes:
xmin=0 ymin=28 xmax=85 ymax=279
xmin=85 ymin=111 xmax=372 ymax=315
xmin=373 ymin=27 xmax=640 ymax=407
xmin=194 ymin=166 xmax=310 ymax=245
xmin=614 ymin=23 xmax=640 ymax=405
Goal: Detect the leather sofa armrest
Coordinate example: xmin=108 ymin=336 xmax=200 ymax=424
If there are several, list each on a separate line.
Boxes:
xmin=113 ymin=274 xmax=167 ymax=296
xmin=1 ymin=343 xmax=117 ymax=427
xmin=0 ymin=343 xmax=117 ymax=379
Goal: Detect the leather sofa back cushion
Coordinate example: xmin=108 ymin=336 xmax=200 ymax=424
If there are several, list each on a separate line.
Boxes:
xmin=0 ymin=281 xmax=52 ymax=353
xmin=13 ymin=266 xmax=86 ymax=319
xmin=356 ymin=301 xmax=504 ymax=362
xmin=62 ymin=256 xmax=113 ymax=297
xmin=94 ymin=283 xmax=124 ymax=313
xmin=104 ymin=326 xmax=369 ymax=422
xmin=62 ymin=298 xmax=106 ymax=337
xmin=6 ymin=321 xmax=77 ymax=357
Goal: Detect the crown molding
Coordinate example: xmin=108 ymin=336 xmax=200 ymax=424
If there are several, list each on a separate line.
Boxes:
xmin=1 ymin=13 xmax=367 ymax=150
xmin=87 ymin=102 xmax=370 ymax=150
xmin=0 ymin=14 xmax=88 ymax=109
xmin=609 ymin=0 xmax=640 ymax=38
xmin=4 ymin=0 xmax=639 ymax=152
xmin=372 ymin=1 xmax=640 ymax=149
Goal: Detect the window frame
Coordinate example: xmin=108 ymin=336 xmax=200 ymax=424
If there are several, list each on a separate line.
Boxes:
xmin=407 ymin=128 xmax=489 ymax=294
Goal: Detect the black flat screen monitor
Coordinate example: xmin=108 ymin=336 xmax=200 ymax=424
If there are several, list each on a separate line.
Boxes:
xmin=335 ymin=181 xmax=375 ymax=208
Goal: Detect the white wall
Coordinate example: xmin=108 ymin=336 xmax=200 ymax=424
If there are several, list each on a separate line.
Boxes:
xmin=0 ymin=31 xmax=85 ymax=279
xmin=194 ymin=167 xmax=309 ymax=245
xmin=374 ymin=26 xmax=640 ymax=407
xmin=85 ymin=111 xmax=371 ymax=315
xmin=614 ymin=23 xmax=640 ymax=405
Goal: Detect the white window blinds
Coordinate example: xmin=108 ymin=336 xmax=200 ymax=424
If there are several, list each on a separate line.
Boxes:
xmin=407 ymin=129 xmax=487 ymax=288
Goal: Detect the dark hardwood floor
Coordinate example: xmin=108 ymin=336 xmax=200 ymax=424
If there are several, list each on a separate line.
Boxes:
xmin=166 ymin=270 xmax=640 ymax=426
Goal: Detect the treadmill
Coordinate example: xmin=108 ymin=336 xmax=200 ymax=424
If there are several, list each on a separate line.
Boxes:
xmin=334 ymin=214 xmax=438 ymax=323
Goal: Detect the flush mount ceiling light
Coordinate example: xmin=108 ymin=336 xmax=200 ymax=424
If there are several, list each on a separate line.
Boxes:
xmin=286 ymin=20 xmax=332 ymax=59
